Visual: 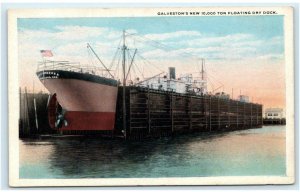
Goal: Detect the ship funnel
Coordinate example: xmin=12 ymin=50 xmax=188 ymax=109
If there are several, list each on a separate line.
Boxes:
xmin=169 ymin=67 xmax=176 ymax=79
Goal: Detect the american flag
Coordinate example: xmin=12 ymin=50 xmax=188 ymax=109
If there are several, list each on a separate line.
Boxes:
xmin=40 ymin=50 xmax=53 ymax=57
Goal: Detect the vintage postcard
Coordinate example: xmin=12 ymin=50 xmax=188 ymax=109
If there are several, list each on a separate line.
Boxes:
xmin=8 ymin=7 xmax=294 ymax=186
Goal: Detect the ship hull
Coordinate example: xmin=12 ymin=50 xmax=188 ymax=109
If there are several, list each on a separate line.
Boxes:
xmin=63 ymin=111 xmax=116 ymax=130
xmin=37 ymin=70 xmax=118 ymax=131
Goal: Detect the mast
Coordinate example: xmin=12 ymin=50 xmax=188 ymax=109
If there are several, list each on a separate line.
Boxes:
xmin=122 ymin=30 xmax=126 ymax=87
xmin=200 ymin=58 xmax=207 ymax=94
xmin=122 ymin=30 xmax=127 ymax=139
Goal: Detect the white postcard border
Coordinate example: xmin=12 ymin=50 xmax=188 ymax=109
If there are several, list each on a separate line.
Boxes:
xmin=8 ymin=6 xmax=295 ymax=187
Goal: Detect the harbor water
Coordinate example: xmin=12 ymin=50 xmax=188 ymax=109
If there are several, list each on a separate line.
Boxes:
xmin=19 ymin=125 xmax=286 ymax=178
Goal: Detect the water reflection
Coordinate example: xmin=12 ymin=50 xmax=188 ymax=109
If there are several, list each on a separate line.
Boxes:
xmin=20 ymin=126 xmax=286 ymax=178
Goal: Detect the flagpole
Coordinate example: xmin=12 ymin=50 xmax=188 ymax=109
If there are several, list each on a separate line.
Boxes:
xmin=40 ymin=50 xmax=54 ymax=93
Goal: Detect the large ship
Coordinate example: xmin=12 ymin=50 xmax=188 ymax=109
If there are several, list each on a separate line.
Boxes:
xmin=37 ymin=46 xmax=119 ymax=131
xmin=36 ymin=30 xmax=262 ymax=137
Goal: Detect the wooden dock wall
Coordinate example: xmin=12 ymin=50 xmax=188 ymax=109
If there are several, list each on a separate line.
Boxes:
xmin=19 ymin=88 xmax=53 ymax=137
xmin=115 ymin=87 xmax=263 ymax=139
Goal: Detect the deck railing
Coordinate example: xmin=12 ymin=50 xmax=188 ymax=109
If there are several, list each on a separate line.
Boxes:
xmin=37 ymin=60 xmax=114 ymax=77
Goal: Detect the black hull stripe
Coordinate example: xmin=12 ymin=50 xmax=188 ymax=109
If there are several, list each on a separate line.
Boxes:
xmin=36 ymin=70 xmax=118 ymax=87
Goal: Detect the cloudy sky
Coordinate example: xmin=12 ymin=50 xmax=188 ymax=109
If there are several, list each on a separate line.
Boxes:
xmin=18 ymin=16 xmax=285 ymax=110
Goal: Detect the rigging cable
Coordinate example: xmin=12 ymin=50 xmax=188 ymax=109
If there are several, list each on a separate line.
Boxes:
xmin=114 ymin=51 xmax=122 ymax=80
xmin=108 ymin=35 xmax=123 ymax=70
xmin=136 ymin=53 xmax=164 ymax=73
xmin=128 ymin=33 xmax=203 ymax=60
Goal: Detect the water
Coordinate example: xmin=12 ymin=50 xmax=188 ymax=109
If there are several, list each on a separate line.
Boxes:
xmin=19 ymin=126 xmax=286 ymax=178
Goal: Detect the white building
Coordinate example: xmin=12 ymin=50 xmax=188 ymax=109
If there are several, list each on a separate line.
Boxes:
xmin=264 ymin=108 xmax=284 ymax=119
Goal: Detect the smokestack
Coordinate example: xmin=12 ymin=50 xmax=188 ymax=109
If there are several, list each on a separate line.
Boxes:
xmin=169 ymin=67 xmax=175 ymax=79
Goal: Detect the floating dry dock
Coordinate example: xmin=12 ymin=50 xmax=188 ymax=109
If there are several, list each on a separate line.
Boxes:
xmin=114 ymin=86 xmax=262 ymax=139
xmin=19 ymin=87 xmax=263 ymax=139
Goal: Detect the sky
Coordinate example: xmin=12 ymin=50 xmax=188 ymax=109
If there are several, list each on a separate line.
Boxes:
xmin=17 ymin=16 xmax=285 ymax=110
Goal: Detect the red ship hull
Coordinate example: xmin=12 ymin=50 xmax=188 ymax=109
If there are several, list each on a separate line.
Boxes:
xmin=63 ymin=111 xmax=116 ymax=130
